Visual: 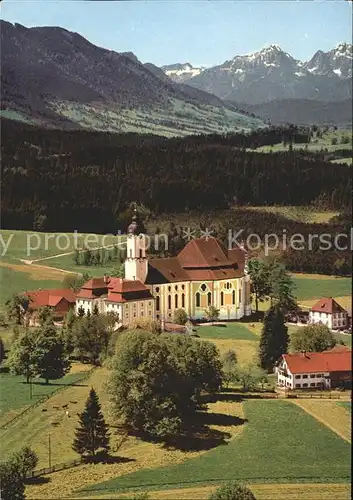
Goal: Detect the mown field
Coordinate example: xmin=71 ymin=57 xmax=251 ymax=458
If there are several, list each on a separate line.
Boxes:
xmin=0 ymin=229 xmax=124 ymax=308
xmin=0 ymin=365 xmax=91 ymax=428
xmin=78 ymin=399 xmax=351 ymax=496
xmin=0 ymin=229 xmax=122 ymax=264
xmin=292 ymin=274 xmax=352 ymax=301
xmin=248 ymin=129 xmax=352 ymax=154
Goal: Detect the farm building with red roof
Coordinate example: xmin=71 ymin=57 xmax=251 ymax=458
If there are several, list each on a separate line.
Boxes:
xmin=24 ymin=289 xmax=76 ymax=321
xmin=309 ymin=297 xmax=349 ymax=331
xmin=276 ymin=348 xmax=352 ymax=390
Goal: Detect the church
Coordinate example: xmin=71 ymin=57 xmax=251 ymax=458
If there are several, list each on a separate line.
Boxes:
xmin=75 ymin=212 xmax=251 ymax=325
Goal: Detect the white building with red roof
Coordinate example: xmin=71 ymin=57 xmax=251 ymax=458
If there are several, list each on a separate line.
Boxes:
xmin=309 ymin=297 xmax=349 ymax=330
xmin=76 ymin=276 xmax=154 ymax=326
xmin=276 ymin=347 xmax=352 ymax=390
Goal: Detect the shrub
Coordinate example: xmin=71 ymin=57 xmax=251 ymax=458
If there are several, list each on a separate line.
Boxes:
xmin=209 ymin=482 xmax=256 ymax=500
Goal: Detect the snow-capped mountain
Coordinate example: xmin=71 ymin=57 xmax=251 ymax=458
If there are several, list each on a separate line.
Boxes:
xmin=305 ymin=43 xmax=352 ymax=79
xmin=162 ymin=62 xmax=205 ymax=83
xmin=163 ymin=44 xmax=352 ymax=104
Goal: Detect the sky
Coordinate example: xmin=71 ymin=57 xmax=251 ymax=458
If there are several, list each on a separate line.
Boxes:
xmin=1 ymin=1 xmax=352 ymax=67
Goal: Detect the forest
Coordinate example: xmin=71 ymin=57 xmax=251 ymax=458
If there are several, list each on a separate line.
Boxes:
xmin=1 ymin=119 xmax=351 ymax=234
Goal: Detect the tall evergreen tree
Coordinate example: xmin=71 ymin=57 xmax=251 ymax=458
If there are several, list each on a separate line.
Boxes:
xmin=72 ymin=388 xmax=110 ymax=459
xmin=259 ymin=305 xmax=289 ymax=372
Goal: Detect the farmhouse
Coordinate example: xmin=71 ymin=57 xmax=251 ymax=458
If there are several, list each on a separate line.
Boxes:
xmin=309 ymin=297 xmax=349 ymax=330
xmin=276 ymin=348 xmax=352 ymax=390
xmin=25 ymin=289 xmax=76 ymax=322
xmin=75 ymin=211 xmax=251 ymax=323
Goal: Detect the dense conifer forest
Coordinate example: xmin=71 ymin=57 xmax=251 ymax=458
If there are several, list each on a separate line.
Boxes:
xmin=1 ymin=119 xmax=351 ymax=234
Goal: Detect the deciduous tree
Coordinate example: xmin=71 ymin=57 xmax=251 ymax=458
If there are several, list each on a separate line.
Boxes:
xmin=108 ymin=331 xmax=222 ymax=438
xmin=7 ymin=332 xmax=37 ymax=383
xmin=0 ymin=458 xmax=25 ymax=500
xmin=33 ymin=324 xmax=70 ymax=383
xmin=221 ymin=350 xmax=238 ymax=388
xmin=10 ymin=446 xmax=38 ymax=480
xmin=291 ymin=324 xmax=336 ymax=353
xmin=173 ymin=308 xmax=188 ymax=325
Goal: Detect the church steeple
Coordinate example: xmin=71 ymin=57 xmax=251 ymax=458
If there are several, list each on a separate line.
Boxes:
xmin=124 ymin=208 xmax=148 ymax=283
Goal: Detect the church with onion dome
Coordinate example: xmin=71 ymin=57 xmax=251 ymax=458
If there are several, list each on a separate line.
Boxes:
xmin=75 ymin=211 xmax=251 ymax=325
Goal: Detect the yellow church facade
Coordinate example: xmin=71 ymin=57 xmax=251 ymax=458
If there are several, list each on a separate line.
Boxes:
xmin=124 ymin=215 xmax=251 ymax=322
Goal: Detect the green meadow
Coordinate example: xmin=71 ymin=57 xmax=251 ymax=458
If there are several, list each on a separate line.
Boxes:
xmin=78 ymin=399 xmax=351 ymax=495
xmin=293 ymin=275 xmax=352 ymax=301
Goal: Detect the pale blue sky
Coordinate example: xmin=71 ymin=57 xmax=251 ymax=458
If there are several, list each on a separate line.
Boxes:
xmin=1 ymin=1 xmax=352 ymax=67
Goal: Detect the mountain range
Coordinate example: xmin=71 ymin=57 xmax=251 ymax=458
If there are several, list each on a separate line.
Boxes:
xmin=163 ymin=44 xmax=352 ymax=104
xmin=1 ymin=20 xmax=352 ymax=132
xmin=0 ymin=21 xmax=264 ymax=136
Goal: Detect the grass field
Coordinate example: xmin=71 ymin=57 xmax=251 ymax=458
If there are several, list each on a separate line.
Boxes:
xmin=0 ymin=229 xmax=124 ymax=308
xmin=248 ymin=130 xmax=352 ymax=154
xmin=0 ymin=229 xmax=122 ymax=264
xmin=78 ymin=399 xmax=351 ymax=496
xmin=0 ymin=265 xmax=64 ymax=310
xmin=331 ymin=157 xmax=352 ymax=166
xmin=293 ymin=400 xmax=351 ymax=442
xmin=195 ymin=323 xmax=259 ymax=341
xmin=0 ymin=364 xmax=91 ymax=428
xmin=243 ymin=206 xmax=339 ymax=223
xmin=99 ymin=483 xmax=351 ymax=500
xmin=292 ymin=274 xmax=352 ymax=301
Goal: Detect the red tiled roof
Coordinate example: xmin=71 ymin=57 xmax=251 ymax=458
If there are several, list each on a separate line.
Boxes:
xmin=311 ymin=297 xmax=347 ymax=314
xmin=25 ymin=289 xmax=76 ymax=309
xmin=283 ymin=350 xmax=352 ymax=374
xmin=107 ymin=278 xmax=153 ymax=303
xmin=146 ymin=238 xmax=246 ymax=284
xmin=76 ymin=278 xmax=153 ymax=303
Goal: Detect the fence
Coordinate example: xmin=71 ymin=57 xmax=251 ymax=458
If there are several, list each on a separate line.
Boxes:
xmin=1 ymin=367 xmax=96 ymax=430
xmin=285 ymin=392 xmax=345 ymax=399
xmin=26 ymin=458 xmax=83 ymax=479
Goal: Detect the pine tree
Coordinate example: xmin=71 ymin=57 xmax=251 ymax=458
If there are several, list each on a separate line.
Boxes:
xmin=72 ymin=388 xmax=110 ymax=460
xmin=259 ymin=305 xmax=289 ymax=372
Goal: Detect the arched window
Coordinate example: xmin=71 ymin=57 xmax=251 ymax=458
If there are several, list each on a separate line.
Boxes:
xmin=181 ymin=293 xmax=185 ymax=308
xmin=207 ymin=292 xmax=212 ymax=306
xmin=156 ymin=296 xmax=160 ymax=311
xmin=221 ymin=291 xmax=224 ymax=306
xmin=168 ymin=295 xmax=171 ymax=309
xmin=239 ymin=289 xmax=242 ymax=304
xmin=232 ymin=290 xmax=236 ymax=304
xmin=196 ymin=292 xmax=200 ymax=307
xmin=175 ymin=295 xmax=178 ymax=308
xmin=139 ymin=249 xmax=143 ymax=259
xmin=129 ymin=249 xmax=132 ymax=258
xmin=201 ymin=283 xmax=207 ymax=292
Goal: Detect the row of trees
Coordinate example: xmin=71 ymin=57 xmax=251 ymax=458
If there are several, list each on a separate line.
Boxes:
xmin=4 ymin=305 xmax=118 ymax=384
xmin=73 ymin=246 xmax=126 ymax=268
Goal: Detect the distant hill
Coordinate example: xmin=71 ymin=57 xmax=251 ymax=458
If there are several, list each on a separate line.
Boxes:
xmin=236 ymin=98 xmax=353 ymax=126
xmin=0 ymin=21 xmax=265 ymax=136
